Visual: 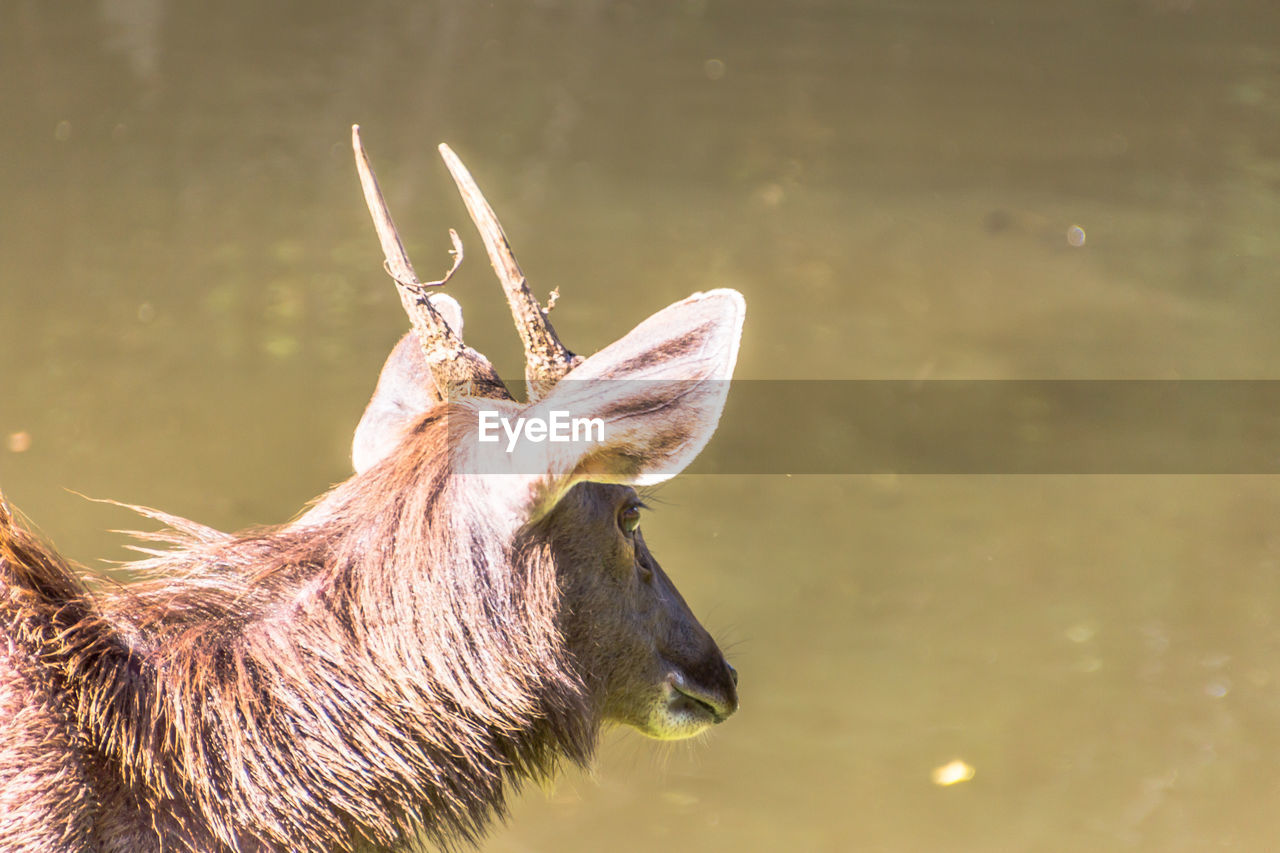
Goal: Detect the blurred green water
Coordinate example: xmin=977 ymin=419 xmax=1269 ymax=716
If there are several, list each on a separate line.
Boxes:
xmin=2 ymin=2 xmax=1280 ymax=850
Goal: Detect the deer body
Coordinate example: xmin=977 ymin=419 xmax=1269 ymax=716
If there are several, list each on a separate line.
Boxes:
xmin=0 ymin=132 xmax=744 ymax=852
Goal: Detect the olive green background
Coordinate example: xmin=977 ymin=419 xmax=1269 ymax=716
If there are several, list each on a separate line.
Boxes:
xmin=3 ymin=2 xmax=1280 ymax=850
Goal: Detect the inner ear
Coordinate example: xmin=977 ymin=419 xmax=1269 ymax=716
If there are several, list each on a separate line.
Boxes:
xmin=458 ymin=290 xmax=744 ymax=522
xmin=535 ymin=289 xmax=744 ymax=491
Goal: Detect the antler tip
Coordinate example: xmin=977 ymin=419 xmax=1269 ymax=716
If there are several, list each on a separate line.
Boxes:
xmin=438 ymin=144 xmax=464 ymax=175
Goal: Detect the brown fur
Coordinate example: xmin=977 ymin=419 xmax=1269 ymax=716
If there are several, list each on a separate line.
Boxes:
xmin=0 ymin=413 xmax=603 ymax=852
xmin=0 ymin=271 xmax=745 ymax=852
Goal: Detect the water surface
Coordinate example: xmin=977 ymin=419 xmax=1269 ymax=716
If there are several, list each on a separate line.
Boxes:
xmin=3 ymin=2 xmax=1280 ymax=850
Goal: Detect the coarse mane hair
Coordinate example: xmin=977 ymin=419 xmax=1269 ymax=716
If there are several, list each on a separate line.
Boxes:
xmin=1 ymin=410 xmax=596 ymax=852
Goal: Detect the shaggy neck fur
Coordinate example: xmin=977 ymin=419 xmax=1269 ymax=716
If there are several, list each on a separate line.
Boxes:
xmin=0 ymin=413 xmax=596 ymax=852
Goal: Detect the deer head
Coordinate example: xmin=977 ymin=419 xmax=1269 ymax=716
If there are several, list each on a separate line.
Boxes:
xmin=347 ymin=128 xmax=743 ymax=739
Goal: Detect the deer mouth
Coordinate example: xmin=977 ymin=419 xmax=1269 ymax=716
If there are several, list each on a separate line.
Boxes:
xmin=652 ymin=668 xmax=738 ymax=738
xmin=671 ymin=683 xmax=729 ymax=723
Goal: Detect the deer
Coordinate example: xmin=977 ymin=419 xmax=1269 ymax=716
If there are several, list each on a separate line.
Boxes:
xmin=0 ymin=127 xmax=745 ymax=853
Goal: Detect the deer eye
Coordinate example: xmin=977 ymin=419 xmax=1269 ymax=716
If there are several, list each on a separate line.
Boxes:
xmin=618 ymin=505 xmax=642 ymax=535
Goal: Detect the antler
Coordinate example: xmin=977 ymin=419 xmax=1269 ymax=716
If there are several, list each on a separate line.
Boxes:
xmin=438 ymin=144 xmax=583 ymax=401
xmin=352 ymin=126 xmax=508 ymax=402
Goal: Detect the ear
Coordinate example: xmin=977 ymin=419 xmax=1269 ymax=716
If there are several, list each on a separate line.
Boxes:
xmin=516 ymin=288 xmax=745 ymax=508
xmin=352 ymin=293 xmax=463 ymax=473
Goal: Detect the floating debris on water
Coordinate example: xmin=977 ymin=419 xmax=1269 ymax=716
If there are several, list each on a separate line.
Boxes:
xmin=931 ymin=759 xmax=976 ymax=787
